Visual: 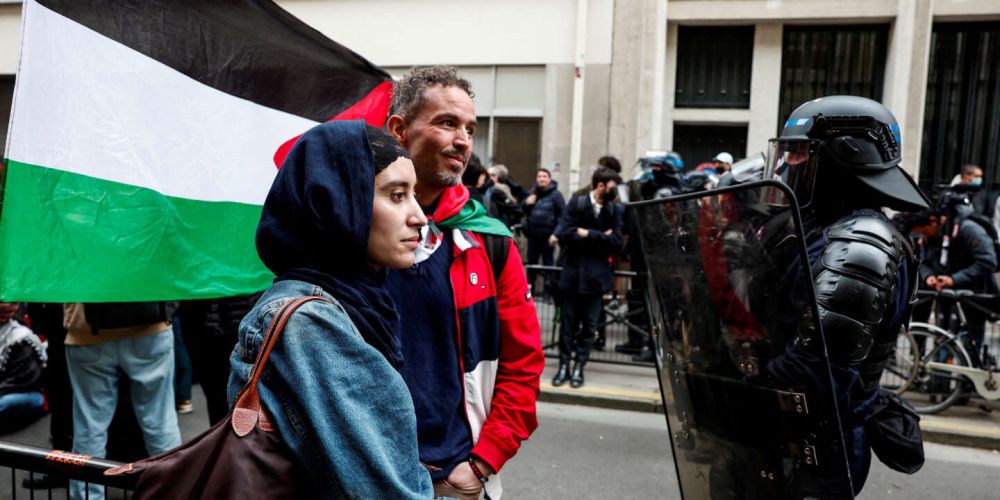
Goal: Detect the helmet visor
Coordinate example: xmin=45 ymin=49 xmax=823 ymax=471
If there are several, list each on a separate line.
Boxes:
xmin=764 ymin=139 xmax=820 ymax=208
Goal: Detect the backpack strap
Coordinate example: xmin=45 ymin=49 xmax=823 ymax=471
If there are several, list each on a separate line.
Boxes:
xmin=482 ymin=233 xmax=510 ymax=284
xmin=483 ymin=186 xmax=496 ymax=216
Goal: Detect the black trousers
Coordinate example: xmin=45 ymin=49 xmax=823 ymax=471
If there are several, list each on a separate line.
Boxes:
xmin=177 ymin=300 xmax=240 ymax=426
xmin=25 ymin=303 xmax=73 ymax=451
xmin=558 ymin=292 xmax=603 ymax=365
xmin=526 ymin=235 xmax=555 ymax=295
xmin=183 ymin=330 xmax=237 ymax=426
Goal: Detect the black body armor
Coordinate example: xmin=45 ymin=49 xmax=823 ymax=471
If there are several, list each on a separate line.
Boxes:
xmin=809 ymin=209 xmax=916 ymax=396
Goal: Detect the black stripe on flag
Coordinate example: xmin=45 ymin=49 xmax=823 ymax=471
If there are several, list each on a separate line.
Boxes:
xmin=37 ymin=0 xmax=390 ymax=123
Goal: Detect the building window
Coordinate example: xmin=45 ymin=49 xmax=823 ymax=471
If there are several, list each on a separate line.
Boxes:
xmin=672 ymin=124 xmax=748 ymax=168
xmin=920 ymin=22 xmax=1000 ymax=191
xmin=492 ymin=118 xmax=541 ymax=188
xmin=675 ymin=26 xmax=754 ymax=109
xmin=778 ymin=25 xmax=889 ymax=130
xmin=0 ymin=75 xmax=13 ymax=148
xmin=472 ymin=118 xmax=491 ymax=165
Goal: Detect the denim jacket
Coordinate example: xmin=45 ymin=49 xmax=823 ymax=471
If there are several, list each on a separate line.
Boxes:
xmin=228 ymin=280 xmax=432 ymax=499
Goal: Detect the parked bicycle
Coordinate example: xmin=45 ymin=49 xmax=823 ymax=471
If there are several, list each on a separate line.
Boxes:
xmin=880 ymin=328 xmax=919 ymax=395
xmin=893 ymin=289 xmax=1000 ymax=414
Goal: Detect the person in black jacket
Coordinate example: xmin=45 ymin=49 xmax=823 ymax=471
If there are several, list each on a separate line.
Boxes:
xmin=918 ymin=193 xmax=999 ymax=365
xmin=467 ymin=157 xmax=524 ymax=229
xmin=572 ymin=155 xmax=623 ymax=198
xmin=952 ymin=164 xmax=989 ymax=215
xmin=177 ymin=293 xmax=262 ymax=425
xmin=462 ymin=154 xmax=488 ymax=205
xmin=488 ymin=163 xmax=528 ymax=203
xmin=21 ymin=303 xmax=72 ymax=489
xmin=552 ymin=167 xmax=623 ymax=388
xmin=522 ymin=168 xmax=566 ymax=297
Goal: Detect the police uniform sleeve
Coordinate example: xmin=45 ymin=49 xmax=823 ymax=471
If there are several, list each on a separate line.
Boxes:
xmin=811 ymin=214 xmax=907 ymax=370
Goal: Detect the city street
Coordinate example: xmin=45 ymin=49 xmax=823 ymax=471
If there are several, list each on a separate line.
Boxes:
xmin=3 ymin=397 xmax=1000 ymax=498
xmin=503 ymin=401 xmax=677 ymax=498
xmin=504 ymin=403 xmax=1000 ymax=499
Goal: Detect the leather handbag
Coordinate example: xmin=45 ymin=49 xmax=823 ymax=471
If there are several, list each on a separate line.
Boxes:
xmin=105 ymin=296 xmax=330 ymax=499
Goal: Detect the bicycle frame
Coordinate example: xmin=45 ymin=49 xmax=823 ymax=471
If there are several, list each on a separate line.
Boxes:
xmin=923 ymin=361 xmax=1000 ymax=400
xmin=911 ymin=322 xmax=1000 ymax=401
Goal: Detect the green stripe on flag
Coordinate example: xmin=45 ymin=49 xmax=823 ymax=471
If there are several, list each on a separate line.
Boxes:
xmin=0 ymin=161 xmax=273 ymax=302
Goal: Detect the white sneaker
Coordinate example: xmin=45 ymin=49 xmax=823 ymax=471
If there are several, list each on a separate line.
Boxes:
xmin=176 ymin=400 xmax=194 ymax=414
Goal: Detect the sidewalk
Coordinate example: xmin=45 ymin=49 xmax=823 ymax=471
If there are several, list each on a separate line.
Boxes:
xmin=538 ymin=357 xmax=1000 ymax=451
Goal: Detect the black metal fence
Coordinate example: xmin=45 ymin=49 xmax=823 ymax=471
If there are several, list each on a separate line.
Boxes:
xmin=0 ymin=442 xmax=134 ymax=499
xmin=526 ymin=264 xmax=1000 ymax=368
xmin=525 ymin=265 xmax=655 ymax=367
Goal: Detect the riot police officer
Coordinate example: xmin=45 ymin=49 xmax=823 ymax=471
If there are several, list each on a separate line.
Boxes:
xmin=764 ymin=95 xmax=929 ymax=493
xmin=618 ymin=152 xmax=686 ymax=359
xmin=638 ymin=151 xmax=685 ymax=200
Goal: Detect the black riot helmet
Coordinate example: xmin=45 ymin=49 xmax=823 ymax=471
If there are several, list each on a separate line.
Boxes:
xmin=764 ymin=96 xmax=930 ymax=213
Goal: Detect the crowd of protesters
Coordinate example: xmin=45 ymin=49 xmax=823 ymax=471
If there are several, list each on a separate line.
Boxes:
xmin=3 ymin=63 xmax=994 ymax=498
xmin=461 ymin=144 xmax=747 ymax=378
xmin=2 ymin=64 xmax=715 ymax=497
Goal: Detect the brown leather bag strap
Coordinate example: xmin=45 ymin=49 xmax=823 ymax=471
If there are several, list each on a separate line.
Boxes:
xmin=248 ymin=296 xmax=329 ymax=386
xmin=231 ymin=296 xmax=331 ymax=436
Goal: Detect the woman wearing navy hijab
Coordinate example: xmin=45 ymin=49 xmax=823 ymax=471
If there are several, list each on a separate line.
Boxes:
xmin=228 ymin=121 xmax=432 ymax=498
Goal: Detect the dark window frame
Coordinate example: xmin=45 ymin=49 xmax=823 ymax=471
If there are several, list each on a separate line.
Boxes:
xmin=672 ymin=123 xmax=748 ymax=169
xmin=919 ymin=22 xmax=1000 ymax=194
xmin=0 ymin=74 xmax=14 ymax=152
xmin=778 ymin=24 xmax=889 ymax=132
xmin=674 ymin=25 xmax=755 ymax=109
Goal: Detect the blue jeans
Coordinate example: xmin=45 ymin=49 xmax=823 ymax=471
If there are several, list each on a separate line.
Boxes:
xmin=0 ymin=390 xmax=47 ymax=431
xmin=66 ymin=328 xmax=181 ymax=500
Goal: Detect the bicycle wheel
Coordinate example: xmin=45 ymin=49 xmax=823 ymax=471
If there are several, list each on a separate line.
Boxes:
xmin=901 ymin=325 xmax=973 ymax=414
xmin=880 ymin=329 xmax=919 ymax=394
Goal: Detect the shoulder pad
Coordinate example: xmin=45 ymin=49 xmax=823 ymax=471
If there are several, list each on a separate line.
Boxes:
xmin=819 ymin=213 xmax=905 ymax=289
xmin=814 ymin=212 xmax=910 ymax=362
xmin=825 ymin=212 xmax=903 ymax=256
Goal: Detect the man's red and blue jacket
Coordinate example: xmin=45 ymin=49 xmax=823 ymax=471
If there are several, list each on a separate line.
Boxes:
xmin=389 ymin=184 xmax=544 ymax=492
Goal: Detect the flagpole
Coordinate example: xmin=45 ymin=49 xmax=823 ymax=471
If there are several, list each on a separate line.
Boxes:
xmin=649 ymin=0 xmax=667 ymax=151
xmin=568 ymin=0 xmax=588 ymax=193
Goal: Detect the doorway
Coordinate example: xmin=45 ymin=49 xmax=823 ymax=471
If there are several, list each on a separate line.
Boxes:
xmin=492 ymin=118 xmax=541 ymax=190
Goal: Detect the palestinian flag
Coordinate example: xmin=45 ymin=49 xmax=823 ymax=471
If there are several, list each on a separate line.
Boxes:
xmin=0 ymin=0 xmax=392 ymax=302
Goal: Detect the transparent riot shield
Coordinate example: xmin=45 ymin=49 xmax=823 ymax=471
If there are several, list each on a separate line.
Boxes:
xmin=630 ymin=181 xmax=854 ymax=499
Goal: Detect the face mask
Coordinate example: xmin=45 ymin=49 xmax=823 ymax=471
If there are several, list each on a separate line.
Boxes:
xmin=971 ymin=177 xmax=983 ymax=186
xmin=602 ymin=189 xmax=618 ymax=203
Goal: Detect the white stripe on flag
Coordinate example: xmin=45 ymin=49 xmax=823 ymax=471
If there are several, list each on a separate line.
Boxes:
xmin=9 ymin=1 xmax=319 ymax=205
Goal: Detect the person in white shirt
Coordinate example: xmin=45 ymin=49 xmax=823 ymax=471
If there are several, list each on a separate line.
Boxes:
xmin=551 ymin=167 xmax=624 ymax=388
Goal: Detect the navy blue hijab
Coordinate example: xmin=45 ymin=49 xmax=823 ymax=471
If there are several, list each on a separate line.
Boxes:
xmin=256 ymin=120 xmax=405 ymax=368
